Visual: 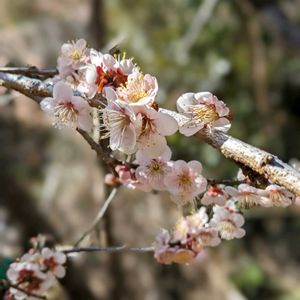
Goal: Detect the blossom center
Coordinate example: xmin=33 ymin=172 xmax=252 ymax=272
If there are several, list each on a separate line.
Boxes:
xmin=149 ymin=161 xmax=163 ymax=174
xmin=96 ymin=66 xmax=127 ymax=93
xmin=17 ymin=270 xmax=43 ymax=292
xmin=43 ymin=257 xmax=58 ymax=271
xmin=192 ymin=104 xmax=219 ymax=123
xmin=118 ymin=74 xmax=148 ymax=103
xmin=208 ymin=186 xmax=223 ymax=197
xmin=177 ymin=173 xmax=192 ymax=189
xmin=54 ymin=102 xmax=78 ymax=125
xmin=218 ymin=220 xmax=236 ymax=236
xmin=70 ymin=49 xmax=83 ymax=61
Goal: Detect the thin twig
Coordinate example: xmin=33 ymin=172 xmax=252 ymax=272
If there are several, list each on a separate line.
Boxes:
xmin=0 ymin=279 xmax=47 ymax=300
xmin=74 ymin=187 xmax=118 ymax=246
xmin=63 ymin=245 xmax=154 ymax=255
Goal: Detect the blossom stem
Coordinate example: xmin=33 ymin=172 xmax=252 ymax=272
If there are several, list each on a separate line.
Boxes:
xmin=73 ymin=187 xmax=119 ymax=247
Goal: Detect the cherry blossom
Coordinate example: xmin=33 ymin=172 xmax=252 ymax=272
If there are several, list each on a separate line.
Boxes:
xmin=201 ymin=184 xmax=228 ymax=206
xmin=164 ymin=160 xmax=207 ymax=205
xmin=134 ymin=106 xmax=178 ymax=158
xmin=153 ymin=229 xmax=201 ymax=265
xmin=135 ymin=147 xmax=172 ymax=190
xmin=210 ymin=200 xmax=245 ymax=240
xmin=83 ymin=49 xmax=135 ymax=98
xmin=177 ymin=91 xmax=231 ymax=136
xmin=225 ymin=184 xmax=270 ymax=208
xmin=116 ymin=71 xmax=158 ymax=106
xmin=57 ymin=39 xmax=90 ymax=84
xmin=40 ymin=81 xmax=92 ymax=131
xmin=101 ymin=100 xmax=142 ymax=154
xmin=115 ymin=164 xmax=151 ymax=192
xmin=40 ymin=248 xmax=67 ymax=278
xmin=7 ymin=261 xmax=53 ymax=299
xmin=262 ymin=184 xmax=293 ymax=208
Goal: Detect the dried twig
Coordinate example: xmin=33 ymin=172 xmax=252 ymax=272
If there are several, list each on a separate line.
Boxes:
xmin=74 ymin=187 xmax=118 ymax=247
xmin=63 ymin=245 xmax=154 ymax=255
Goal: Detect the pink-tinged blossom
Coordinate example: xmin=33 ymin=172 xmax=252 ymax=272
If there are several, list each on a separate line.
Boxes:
xmin=201 ymin=185 xmax=229 ymax=206
xmin=153 ymin=229 xmax=201 ymax=265
xmin=57 ymin=39 xmax=90 ymax=81
xmin=196 ymin=227 xmax=221 ymax=247
xmin=116 ymin=71 xmax=158 ymax=106
xmin=262 ymin=184 xmax=293 ymax=208
xmin=176 ymin=92 xmax=231 ymax=136
xmin=101 ymin=100 xmax=142 ymax=154
xmin=135 ymin=147 xmax=172 ymax=190
xmin=134 ymin=106 xmax=178 ymax=158
xmin=164 ymin=160 xmax=207 ymax=206
xmin=225 ymin=184 xmax=270 ymax=208
xmin=40 ymin=82 xmax=92 ymax=131
xmin=7 ymin=261 xmax=53 ymax=299
xmin=210 ymin=200 xmax=246 ymax=240
xmin=40 ymin=248 xmax=66 ymax=279
xmin=83 ymin=49 xmax=136 ymax=98
xmin=115 ymin=164 xmax=151 ymax=192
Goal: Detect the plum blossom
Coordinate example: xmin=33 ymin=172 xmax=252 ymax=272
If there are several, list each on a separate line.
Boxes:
xmin=154 ymin=229 xmax=197 ymax=265
xmin=40 ymin=82 xmax=92 ymax=131
xmin=154 ymin=208 xmax=220 ymax=265
xmin=7 ymin=261 xmax=54 ymax=299
xmin=101 ymin=100 xmax=142 ymax=154
xmin=210 ymin=200 xmax=245 ymax=240
xmin=115 ymin=164 xmax=151 ymax=192
xmin=57 ymin=39 xmax=90 ymax=81
xmin=115 ymin=71 xmax=158 ymax=106
xmin=82 ymin=49 xmax=135 ymax=98
xmin=40 ymin=248 xmax=66 ymax=278
xmin=135 ymin=146 xmax=172 ymax=190
xmin=164 ymin=160 xmax=207 ymax=205
xmin=177 ymin=92 xmax=231 ymax=136
xmin=201 ymin=185 xmax=229 ymax=206
xmin=225 ymin=184 xmax=270 ymax=208
xmin=262 ymin=184 xmax=293 ymax=208
xmin=134 ymin=106 xmax=178 ymax=158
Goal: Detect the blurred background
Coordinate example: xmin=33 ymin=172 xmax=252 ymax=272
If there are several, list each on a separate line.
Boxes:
xmin=0 ymin=0 xmax=300 ymax=299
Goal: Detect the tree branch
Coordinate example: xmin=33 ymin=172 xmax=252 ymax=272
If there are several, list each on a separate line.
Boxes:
xmin=0 ymin=70 xmax=299 ymax=197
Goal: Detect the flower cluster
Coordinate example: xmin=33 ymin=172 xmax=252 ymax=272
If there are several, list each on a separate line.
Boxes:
xmin=5 ymin=247 xmax=66 ymax=299
xmin=37 ymin=38 xmax=300 ymax=268
xmin=154 ymin=206 xmax=229 ymax=265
